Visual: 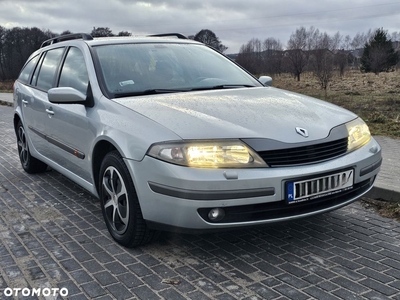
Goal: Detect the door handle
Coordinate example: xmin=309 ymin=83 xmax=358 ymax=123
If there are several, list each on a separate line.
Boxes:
xmin=22 ymin=100 xmax=28 ymax=105
xmin=45 ymin=108 xmax=55 ymax=115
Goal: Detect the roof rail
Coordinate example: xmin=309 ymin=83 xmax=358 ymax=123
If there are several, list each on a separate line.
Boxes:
xmin=41 ymin=33 xmax=93 ymax=48
xmin=148 ymin=33 xmax=188 ymax=40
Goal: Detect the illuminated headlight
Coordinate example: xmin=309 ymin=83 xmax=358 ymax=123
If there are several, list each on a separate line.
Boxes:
xmin=147 ymin=140 xmax=266 ymax=168
xmin=346 ymin=118 xmax=371 ymax=151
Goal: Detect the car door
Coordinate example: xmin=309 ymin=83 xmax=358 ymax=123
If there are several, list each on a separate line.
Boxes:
xmin=22 ymin=48 xmax=66 ymax=158
xmin=45 ymin=46 xmax=94 ymax=183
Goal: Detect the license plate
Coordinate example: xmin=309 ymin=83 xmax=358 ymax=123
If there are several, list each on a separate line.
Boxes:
xmin=286 ymin=170 xmax=354 ymax=204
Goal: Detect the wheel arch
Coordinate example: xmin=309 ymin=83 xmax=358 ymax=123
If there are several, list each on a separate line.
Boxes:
xmin=13 ymin=113 xmax=22 ymax=135
xmin=92 ymin=140 xmax=118 ymax=195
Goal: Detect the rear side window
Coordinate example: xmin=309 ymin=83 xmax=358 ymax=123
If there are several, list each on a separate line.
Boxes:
xmin=59 ymin=47 xmax=89 ymax=95
xmin=31 ymin=54 xmax=45 ymax=87
xmin=18 ymin=55 xmax=39 ymax=84
xmin=36 ymin=48 xmax=65 ymax=91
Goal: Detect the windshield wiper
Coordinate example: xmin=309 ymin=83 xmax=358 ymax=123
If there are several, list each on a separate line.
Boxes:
xmin=113 ymin=85 xmax=257 ymax=98
xmin=114 ymin=88 xmax=190 ymax=98
xmin=190 ymin=84 xmax=257 ymax=91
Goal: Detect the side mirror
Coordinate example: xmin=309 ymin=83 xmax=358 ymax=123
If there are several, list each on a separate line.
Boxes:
xmin=48 ymin=87 xmax=87 ymax=104
xmin=259 ymin=76 xmax=273 ymax=87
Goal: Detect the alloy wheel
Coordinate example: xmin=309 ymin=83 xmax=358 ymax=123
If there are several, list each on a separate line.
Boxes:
xmin=102 ymin=166 xmax=130 ymax=235
xmin=17 ymin=126 xmax=29 ymax=167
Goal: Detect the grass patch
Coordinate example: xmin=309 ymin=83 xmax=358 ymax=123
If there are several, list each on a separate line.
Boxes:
xmin=0 ymin=81 xmax=14 ymax=93
xmin=361 ymin=197 xmax=400 ymax=222
xmin=273 ymin=70 xmax=400 ymax=138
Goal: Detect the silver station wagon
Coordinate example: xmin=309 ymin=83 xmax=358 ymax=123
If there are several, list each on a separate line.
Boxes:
xmin=13 ymin=33 xmax=382 ymax=247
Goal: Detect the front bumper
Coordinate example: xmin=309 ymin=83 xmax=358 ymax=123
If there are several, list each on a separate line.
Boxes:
xmin=125 ymin=137 xmax=381 ymax=231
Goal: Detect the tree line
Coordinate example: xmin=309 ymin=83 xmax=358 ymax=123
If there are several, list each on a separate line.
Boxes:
xmin=235 ymin=26 xmax=400 ymax=92
xmin=0 ymin=27 xmax=52 ymax=80
xmin=1 ymin=25 xmax=398 ymax=90
xmin=0 ymin=26 xmax=227 ymax=81
xmin=0 ymin=26 xmax=141 ymax=80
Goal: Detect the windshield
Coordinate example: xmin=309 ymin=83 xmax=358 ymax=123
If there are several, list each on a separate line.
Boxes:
xmin=93 ymin=43 xmax=262 ymax=97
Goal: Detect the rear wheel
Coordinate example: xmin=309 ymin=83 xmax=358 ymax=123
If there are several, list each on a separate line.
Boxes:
xmin=16 ymin=121 xmax=47 ymax=173
xmin=99 ymin=151 xmax=157 ymax=247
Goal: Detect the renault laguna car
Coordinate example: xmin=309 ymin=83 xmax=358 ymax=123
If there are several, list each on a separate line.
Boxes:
xmin=13 ymin=33 xmax=382 ymax=247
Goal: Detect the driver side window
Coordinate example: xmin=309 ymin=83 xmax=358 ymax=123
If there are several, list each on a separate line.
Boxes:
xmin=59 ymin=47 xmax=89 ymax=95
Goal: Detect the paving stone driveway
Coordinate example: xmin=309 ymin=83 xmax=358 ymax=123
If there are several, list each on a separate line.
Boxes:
xmin=0 ymin=105 xmax=400 ymax=300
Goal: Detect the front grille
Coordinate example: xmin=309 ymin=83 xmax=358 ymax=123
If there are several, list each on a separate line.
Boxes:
xmin=258 ymin=137 xmax=348 ymax=167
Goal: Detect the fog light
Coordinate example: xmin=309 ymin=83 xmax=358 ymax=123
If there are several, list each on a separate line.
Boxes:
xmin=208 ymin=208 xmax=225 ymax=222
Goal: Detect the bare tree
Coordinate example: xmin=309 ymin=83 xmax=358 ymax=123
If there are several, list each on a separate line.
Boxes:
xmin=236 ymin=37 xmax=283 ymax=75
xmin=312 ymin=49 xmax=335 ymax=95
xmin=262 ymin=37 xmax=283 ymax=74
xmin=351 ymin=32 xmax=367 ymax=49
xmin=236 ymin=43 xmax=252 ymax=72
xmin=236 ymin=38 xmax=263 ymax=74
xmin=334 ymin=50 xmax=348 ymax=77
xmin=305 ymin=26 xmax=320 ymax=51
xmin=342 ymin=35 xmax=352 ymax=50
xmin=351 ymin=29 xmax=374 ymax=50
xmin=285 ymin=26 xmax=310 ymax=81
xmin=330 ymin=31 xmax=342 ymax=50
xmin=263 ymin=37 xmax=283 ymax=52
xmin=309 ymin=32 xmax=336 ymax=94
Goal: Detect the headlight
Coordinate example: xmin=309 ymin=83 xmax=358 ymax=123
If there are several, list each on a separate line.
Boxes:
xmin=346 ymin=118 xmax=371 ymax=151
xmin=147 ymin=140 xmax=267 ymax=168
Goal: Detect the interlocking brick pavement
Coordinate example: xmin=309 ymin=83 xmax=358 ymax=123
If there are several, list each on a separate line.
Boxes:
xmin=1 ymin=104 xmax=400 ymax=299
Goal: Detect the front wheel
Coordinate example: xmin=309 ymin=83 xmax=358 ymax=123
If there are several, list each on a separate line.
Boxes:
xmin=16 ymin=120 xmax=47 ymax=174
xmin=99 ymin=151 xmax=157 ymax=247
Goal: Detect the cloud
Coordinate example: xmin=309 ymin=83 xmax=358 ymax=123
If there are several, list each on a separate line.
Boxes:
xmin=1 ymin=0 xmax=399 ymax=53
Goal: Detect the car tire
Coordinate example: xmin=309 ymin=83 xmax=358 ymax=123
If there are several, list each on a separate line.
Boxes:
xmin=99 ymin=151 xmax=157 ymax=248
xmin=16 ymin=121 xmax=47 ymax=174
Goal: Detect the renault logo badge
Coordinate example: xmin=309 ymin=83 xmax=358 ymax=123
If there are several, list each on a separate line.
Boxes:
xmin=295 ymin=127 xmax=309 ymax=137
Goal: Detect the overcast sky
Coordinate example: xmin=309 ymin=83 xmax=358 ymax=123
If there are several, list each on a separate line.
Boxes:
xmin=1 ymin=0 xmax=400 ymax=53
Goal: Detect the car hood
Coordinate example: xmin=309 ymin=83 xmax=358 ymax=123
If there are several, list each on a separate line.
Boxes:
xmin=113 ymin=87 xmax=356 ymax=143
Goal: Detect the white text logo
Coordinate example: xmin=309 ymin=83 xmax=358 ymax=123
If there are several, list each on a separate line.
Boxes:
xmin=3 ymin=287 xmax=68 ymax=297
